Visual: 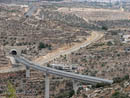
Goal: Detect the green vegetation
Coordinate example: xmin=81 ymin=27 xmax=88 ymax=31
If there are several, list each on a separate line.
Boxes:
xmin=101 ymin=63 xmax=105 ymax=67
xmin=123 ymin=74 xmax=129 ymax=80
xmin=6 ymin=81 xmax=16 ymax=98
xmin=107 ymin=41 xmax=113 ymax=46
xmin=113 ymin=74 xmax=129 ymax=83
xmin=93 ymin=83 xmax=110 ymax=88
xmin=111 ymin=91 xmax=129 ymax=98
xmin=0 ymin=7 xmax=18 ymax=13
xmin=55 ymin=90 xmax=74 ymax=98
xmin=117 ymin=54 xmax=120 ymax=57
xmin=111 ymin=31 xmax=118 ymax=35
xmin=102 ymin=26 xmax=108 ymax=30
xmin=38 ymin=42 xmax=52 ymax=50
xmin=93 ymin=43 xmax=105 ymax=47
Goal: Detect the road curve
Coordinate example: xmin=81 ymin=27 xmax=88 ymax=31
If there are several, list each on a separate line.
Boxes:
xmin=34 ymin=31 xmax=104 ymax=65
xmin=0 ymin=31 xmax=103 ymax=73
xmin=0 ymin=11 xmax=104 ymax=73
xmin=34 ymin=8 xmax=104 ymax=65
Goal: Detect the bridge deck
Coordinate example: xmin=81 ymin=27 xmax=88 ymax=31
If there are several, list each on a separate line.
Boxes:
xmin=14 ymin=56 xmax=113 ymax=84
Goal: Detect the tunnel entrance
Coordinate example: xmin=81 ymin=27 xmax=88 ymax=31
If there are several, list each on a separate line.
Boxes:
xmin=12 ymin=51 xmax=17 ymax=55
xmin=10 ymin=49 xmax=17 ymax=55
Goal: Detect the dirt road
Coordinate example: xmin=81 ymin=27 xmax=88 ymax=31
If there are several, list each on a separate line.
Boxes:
xmin=33 ymin=8 xmax=104 ymax=65
xmin=33 ymin=31 xmax=104 ymax=65
xmin=0 ymin=8 xmax=104 ymax=73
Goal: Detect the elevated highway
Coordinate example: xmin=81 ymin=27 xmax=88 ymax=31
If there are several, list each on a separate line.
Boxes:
xmin=12 ymin=54 xmax=113 ymax=98
xmin=14 ymin=56 xmax=113 ymax=84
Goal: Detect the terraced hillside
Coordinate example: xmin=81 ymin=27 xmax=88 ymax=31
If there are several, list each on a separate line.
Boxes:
xmin=0 ymin=4 xmax=94 ymax=66
xmin=58 ymin=7 xmax=130 ymax=21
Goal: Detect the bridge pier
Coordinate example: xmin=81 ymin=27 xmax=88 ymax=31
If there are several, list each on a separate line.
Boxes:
xmin=26 ymin=66 xmax=30 ymax=78
xmin=45 ymin=73 xmax=50 ymax=98
xmin=73 ymin=80 xmax=79 ymax=95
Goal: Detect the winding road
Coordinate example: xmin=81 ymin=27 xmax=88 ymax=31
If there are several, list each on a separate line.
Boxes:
xmin=0 ymin=7 xmax=104 ymax=73
xmin=34 ymin=31 xmax=104 ymax=65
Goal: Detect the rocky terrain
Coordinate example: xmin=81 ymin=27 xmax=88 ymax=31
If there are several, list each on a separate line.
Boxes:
xmin=0 ymin=4 xmax=93 ymax=60
xmin=0 ymin=2 xmax=130 ymax=98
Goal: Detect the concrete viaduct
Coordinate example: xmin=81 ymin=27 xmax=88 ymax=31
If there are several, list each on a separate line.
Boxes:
xmin=9 ymin=49 xmax=113 ymax=98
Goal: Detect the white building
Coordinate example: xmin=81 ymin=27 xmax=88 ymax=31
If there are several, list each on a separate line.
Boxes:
xmin=122 ymin=35 xmax=130 ymax=43
xmin=50 ymin=64 xmax=77 ymax=71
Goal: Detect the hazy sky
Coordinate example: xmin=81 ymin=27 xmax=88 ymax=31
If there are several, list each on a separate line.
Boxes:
xmin=72 ymin=0 xmax=129 ymax=2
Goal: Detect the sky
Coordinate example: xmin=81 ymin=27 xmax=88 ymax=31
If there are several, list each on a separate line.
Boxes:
xmin=72 ymin=0 xmax=130 ymax=2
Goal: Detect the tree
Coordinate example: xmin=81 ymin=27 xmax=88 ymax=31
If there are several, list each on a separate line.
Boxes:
xmin=102 ymin=26 xmax=108 ymax=30
xmin=107 ymin=41 xmax=113 ymax=46
xmin=38 ymin=42 xmax=52 ymax=50
xmin=123 ymin=74 xmax=129 ymax=80
xmin=38 ymin=42 xmax=46 ymax=50
xmin=68 ymin=90 xmax=74 ymax=97
xmin=6 ymin=81 xmax=17 ymax=98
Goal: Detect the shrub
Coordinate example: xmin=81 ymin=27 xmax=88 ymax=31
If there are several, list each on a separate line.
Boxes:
xmin=113 ymin=74 xmax=129 ymax=83
xmin=113 ymin=77 xmax=123 ymax=83
xmin=38 ymin=42 xmax=46 ymax=50
xmin=101 ymin=63 xmax=105 ymax=67
xmin=111 ymin=91 xmax=129 ymax=98
xmin=95 ymin=83 xmax=110 ymax=88
xmin=55 ymin=90 xmax=74 ymax=98
xmin=107 ymin=41 xmax=113 ymax=46
xmin=6 ymin=81 xmax=16 ymax=98
xmin=123 ymin=74 xmax=129 ymax=80
xmin=102 ymin=26 xmax=108 ymax=30
xmin=38 ymin=42 xmax=52 ymax=50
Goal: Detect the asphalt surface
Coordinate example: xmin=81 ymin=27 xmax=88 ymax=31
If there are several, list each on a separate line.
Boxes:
xmin=14 ymin=56 xmax=113 ymax=84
